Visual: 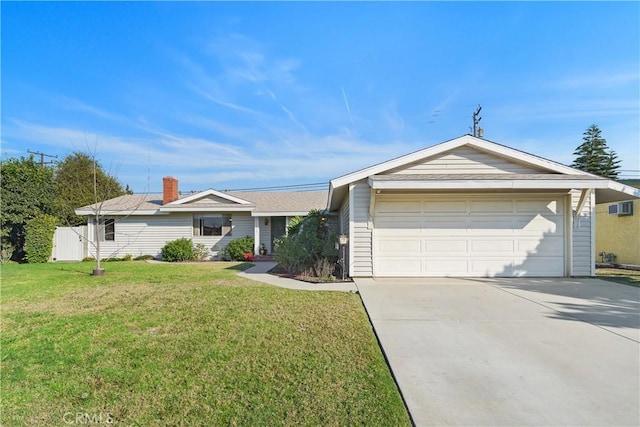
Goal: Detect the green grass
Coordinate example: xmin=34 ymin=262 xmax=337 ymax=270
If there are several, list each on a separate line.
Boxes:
xmin=596 ymin=267 xmax=640 ymax=287
xmin=1 ymin=261 xmax=410 ymax=426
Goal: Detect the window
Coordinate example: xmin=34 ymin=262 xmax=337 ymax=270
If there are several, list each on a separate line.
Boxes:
xmin=619 ymin=201 xmax=633 ymax=216
xmin=193 ymin=215 xmax=232 ymax=236
xmin=97 ymin=218 xmax=115 ymax=241
xmin=609 ymin=201 xmax=634 ymax=216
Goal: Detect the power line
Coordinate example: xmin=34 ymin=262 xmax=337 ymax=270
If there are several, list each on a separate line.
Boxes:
xmin=226 ymin=182 xmax=328 ymax=192
xmin=27 ymin=149 xmax=57 ymax=166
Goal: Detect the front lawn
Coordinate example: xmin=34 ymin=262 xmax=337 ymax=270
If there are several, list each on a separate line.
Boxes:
xmin=1 ymin=261 xmax=410 ymax=426
xmin=596 ymin=267 xmax=640 ymax=287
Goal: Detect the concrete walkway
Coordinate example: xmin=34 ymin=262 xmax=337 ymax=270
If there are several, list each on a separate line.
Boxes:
xmin=239 ymin=262 xmax=358 ymax=292
xmin=356 ymin=277 xmax=640 ymax=426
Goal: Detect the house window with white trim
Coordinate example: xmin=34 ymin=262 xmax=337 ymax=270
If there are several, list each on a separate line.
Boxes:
xmin=97 ymin=218 xmax=115 ymax=241
xmin=193 ymin=215 xmax=232 ymax=236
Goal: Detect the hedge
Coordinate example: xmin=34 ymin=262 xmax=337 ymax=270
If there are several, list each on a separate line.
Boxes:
xmin=25 ymin=213 xmax=58 ymax=263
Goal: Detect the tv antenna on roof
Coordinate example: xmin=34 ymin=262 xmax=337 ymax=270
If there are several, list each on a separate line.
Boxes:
xmin=472 ymin=105 xmax=483 ymax=137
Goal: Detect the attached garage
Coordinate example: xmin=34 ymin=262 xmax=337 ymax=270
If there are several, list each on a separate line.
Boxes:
xmin=328 ymin=135 xmax=640 ymax=278
xmin=373 ymin=194 xmax=566 ymax=277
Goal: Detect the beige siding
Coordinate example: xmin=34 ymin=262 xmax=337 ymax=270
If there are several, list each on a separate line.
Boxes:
xmin=384 ymin=146 xmax=545 ymax=175
xmin=89 ymin=213 xmax=192 ymax=259
xmin=571 ymin=190 xmax=593 ymax=276
xmin=339 ymin=195 xmax=350 ymax=276
xmin=351 ymin=180 xmax=373 ymax=276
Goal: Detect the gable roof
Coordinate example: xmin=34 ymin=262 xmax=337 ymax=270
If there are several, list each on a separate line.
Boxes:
xmin=327 ymin=134 xmax=638 ymax=210
xmin=75 ymin=190 xmax=327 ymax=216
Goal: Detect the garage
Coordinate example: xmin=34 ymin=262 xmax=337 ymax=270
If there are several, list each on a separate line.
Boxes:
xmin=373 ymin=193 xmax=566 ymax=277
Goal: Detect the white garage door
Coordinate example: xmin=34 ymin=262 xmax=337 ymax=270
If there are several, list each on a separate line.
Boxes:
xmin=374 ymin=194 xmax=565 ymax=277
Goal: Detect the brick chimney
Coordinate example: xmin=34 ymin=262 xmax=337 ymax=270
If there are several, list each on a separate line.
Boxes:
xmin=163 ymin=176 xmax=179 ymax=205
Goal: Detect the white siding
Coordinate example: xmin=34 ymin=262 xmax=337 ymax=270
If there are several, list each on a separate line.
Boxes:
xmin=88 ymin=212 xmax=254 ymax=260
xmin=339 ymin=195 xmax=350 ymax=276
xmin=571 ymin=190 xmax=593 ymax=276
xmin=351 ymin=180 xmax=373 ymax=276
xmin=193 ymin=213 xmax=253 ymax=258
xmin=89 ymin=214 xmax=192 ymax=259
xmin=384 ymin=146 xmax=544 ymax=175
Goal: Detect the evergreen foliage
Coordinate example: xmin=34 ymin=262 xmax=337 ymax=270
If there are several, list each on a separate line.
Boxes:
xmin=0 ymin=156 xmax=56 ymax=262
xmin=161 ymin=238 xmax=195 ymax=262
xmin=572 ymin=124 xmax=621 ymax=179
xmin=24 ymin=214 xmax=58 ymax=263
xmin=274 ymin=210 xmax=338 ymax=279
xmin=54 ymin=152 xmax=128 ymax=226
xmin=225 ymin=236 xmax=255 ymax=261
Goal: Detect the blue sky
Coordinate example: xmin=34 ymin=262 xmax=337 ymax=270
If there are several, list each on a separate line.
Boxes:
xmin=2 ymin=2 xmax=639 ymax=193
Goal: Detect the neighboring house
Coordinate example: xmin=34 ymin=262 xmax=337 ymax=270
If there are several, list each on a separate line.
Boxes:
xmin=327 ymin=135 xmax=639 ymax=278
xmin=75 ymin=176 xmax=327 ymax=260
xmin=595 ymin=180 xmax=640 ymax=265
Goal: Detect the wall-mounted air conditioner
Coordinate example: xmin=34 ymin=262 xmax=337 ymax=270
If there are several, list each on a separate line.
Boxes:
xmin=608 ymin=201 xmax=633 ymax=216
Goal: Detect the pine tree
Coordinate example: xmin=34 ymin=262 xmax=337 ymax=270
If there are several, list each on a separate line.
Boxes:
xmin=571 ymin=124 xmax=620 ymax=179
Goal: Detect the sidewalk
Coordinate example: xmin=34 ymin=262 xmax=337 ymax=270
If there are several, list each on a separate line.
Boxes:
xmin=239 ymin=262 xmax=358 ymax=292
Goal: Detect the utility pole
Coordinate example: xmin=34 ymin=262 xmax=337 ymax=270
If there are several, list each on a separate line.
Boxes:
xmin=27 ymin=150 xmax=58 ymax=166
xmin=472 ymin=105 xmax=483 ymax=137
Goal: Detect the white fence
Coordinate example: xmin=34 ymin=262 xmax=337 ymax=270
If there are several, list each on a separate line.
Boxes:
xmin=52 ymin=226 xmax=88 ymax=261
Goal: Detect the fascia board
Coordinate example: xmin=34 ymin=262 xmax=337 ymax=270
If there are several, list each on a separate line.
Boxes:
xmin=166 ymin=189 xmax=253 ymax=205
xmin=368 ymin=178 xmax=610 ymax=190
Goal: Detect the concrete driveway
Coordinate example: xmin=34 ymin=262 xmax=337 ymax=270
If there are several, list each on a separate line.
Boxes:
xmin=355 ymin=277 xmax=640 ymax=426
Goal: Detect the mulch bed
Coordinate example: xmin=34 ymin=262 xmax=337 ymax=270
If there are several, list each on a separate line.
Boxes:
xmin=268 ymin=264 xmax=353 ymax=284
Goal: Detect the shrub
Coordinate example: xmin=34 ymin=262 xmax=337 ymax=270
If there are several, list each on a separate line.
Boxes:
xmin=243 ymin=253 xmax=255 ymax=262
xmin=161 ymin=238 xmax=195 ymax=262
xmin=123 ymin=253 xmax=133 ymax=261
xmin=226 ymin=236 xmax=254 ymax=261
xmin=24 ymin=214 xmax=58 ymax=263
xmin=134 ymin=254 xmax=155 ymax=261
xmin=193 ymin=243 xmax=209 ymax=261
xmin=82 ymin=257 xmax=96 ymax=262
xmin=274 ymin=210 xmax=338 ymax=280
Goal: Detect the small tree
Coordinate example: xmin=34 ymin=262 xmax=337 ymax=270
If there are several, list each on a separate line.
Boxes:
xmin=572 ymin=124 xmax=621 ymax=179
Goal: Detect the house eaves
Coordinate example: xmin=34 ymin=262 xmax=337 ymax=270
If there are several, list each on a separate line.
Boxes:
xmin=327 ymin=135 xmax=599 ymax=210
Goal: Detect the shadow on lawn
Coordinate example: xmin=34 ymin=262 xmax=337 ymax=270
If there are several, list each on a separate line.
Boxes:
xmin=483 ymin=278 xmax=640 ymax=330
xmin=224 ymin=262 xmax=254 ymax=272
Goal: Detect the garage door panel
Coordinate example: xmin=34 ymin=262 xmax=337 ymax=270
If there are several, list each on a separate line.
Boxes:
xmin=377 ymin=259 xmax=422 ymax=276
xmin=423 ymin=201 xmax=467 ymax=213
xmin=424 ymin=259 xmax=469 ymax=275
xmin=374 ymin=194 xmax=565 ymax=277
xmin=377 ymin=239 xmax=422 ymax=253
xmin=376 ymin=201 xmax=422 ymax=214
xmin=424 ymin=240 xmax=468 ymax=253
xmin=518 ymin=237 xmax=564 ymax=256
xmin=471 ymin=240 xmax=514 ymax=253
xmin=516 ymin=199 xmax=560 ymax=214
xmin=470 ymin=200 xmax=513 ymax=213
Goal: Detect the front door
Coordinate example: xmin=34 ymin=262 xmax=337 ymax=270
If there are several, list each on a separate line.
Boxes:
xmin=270 ymin=216 xmax=287 ymax=252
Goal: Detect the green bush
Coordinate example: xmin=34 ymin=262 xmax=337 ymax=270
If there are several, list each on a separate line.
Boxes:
xmin=123 ymin=253 xmax=133 ymax=261
xmin=274 ymin=210 xmax=338 ymax=279
xmin=193 ymin=243 xmax=209 ymax=261
xmin=24 ymin=214 xmax=58 ymax=263
xmin=134 ymin=254 xmax=155 ymax=261
xmin=161 ymin=238 xmax=195 ymax=262
xmin=225 ymin=236 xmax=254 ymax=261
